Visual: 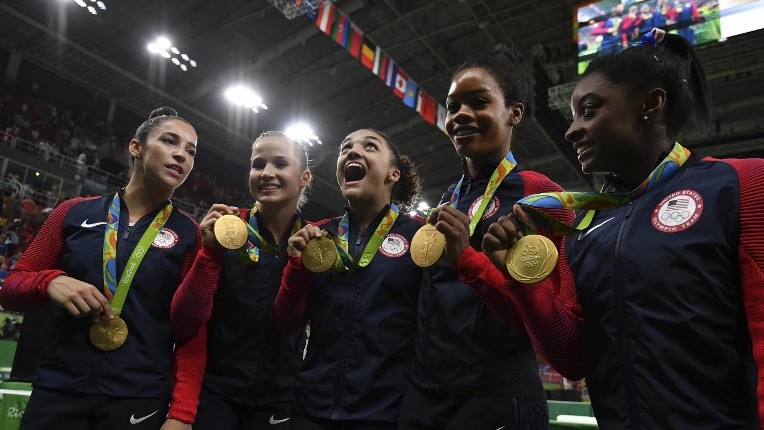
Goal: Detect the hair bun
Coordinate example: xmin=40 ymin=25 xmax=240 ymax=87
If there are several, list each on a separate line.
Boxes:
xmin=149 ymin=106 xmax=178 ymax=119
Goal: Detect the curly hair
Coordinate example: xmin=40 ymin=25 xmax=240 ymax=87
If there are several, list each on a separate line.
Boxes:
xmin=359 ymin=128 xmax=422 ymax=210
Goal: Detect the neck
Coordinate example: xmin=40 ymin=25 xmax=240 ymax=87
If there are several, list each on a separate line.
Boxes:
xmin=348 ymin=197 xmax=388 ymax=231
xmin=464 ymin=146 xmax=509 ymax=178
xmin=123 ymin=180 xmax=172 ymax=223
xmin=257 ymin=201 xmax=298 ymax=241
xmin=613 ymin=138 xmax=674 ymax=191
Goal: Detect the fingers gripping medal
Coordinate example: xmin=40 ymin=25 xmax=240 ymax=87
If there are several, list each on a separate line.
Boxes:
xmin=506 ymin=234 xmax=558 ymax=284
xmin=303 ymin=235 xmax=338 ymax=273
xmin=410 ymin=224 xmax=446 ymax=268
xmin=214 ymin=214 xmax=248 ymax=249
xmin=89 ymin=315 xmax=128 ymax=351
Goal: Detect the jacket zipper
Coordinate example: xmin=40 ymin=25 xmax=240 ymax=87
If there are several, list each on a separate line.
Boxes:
xmin=613 ymin=200 xmax=642 ymax=429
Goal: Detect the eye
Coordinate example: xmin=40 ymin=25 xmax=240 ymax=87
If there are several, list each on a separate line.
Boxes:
xmin=471 ymin=98 xmax=489 ymax=108
xmin=186 ymin=148 xmax=196 ymax=157
xmin=446 ymin=102 xmax=459 ymax=114
xmin=276 ymin=160 xmax=288 ymax=168
xmin=251 ymin=159 xmax=265 ymax=170
xmin=365 ymin=142 xmax=378 ymax=150
xmin=163 ymin=136 xmax=176 ymax=145
xmin=339 ymin=142 xmax=351 ymax=154
xmin=582 ymin=105 xmax=596 ymax=118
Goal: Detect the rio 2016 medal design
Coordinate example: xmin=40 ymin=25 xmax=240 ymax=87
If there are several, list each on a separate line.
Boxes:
xmin=214 ymin=214 xmax=248 ymax=249
xmin=410 ymin=224 xmax=446 ymax=268
xmin=505 ymin=235 xmax=558 ymax=284
xmin=89 ymin=316 xmax=129 ymax=351
xmin=303 ymin=236 xmax=338 ymax=273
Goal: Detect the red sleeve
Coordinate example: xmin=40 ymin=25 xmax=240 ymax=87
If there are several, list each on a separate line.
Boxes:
xmin=725 ymin=158 xmax=764 ymax=424
xmin=456 ymin=247 xmax=524 ymax=328
xmin=0 ymin=198 xmax=88 ymax=310
xmin=464 ymin=171 xmax=583 ymax=378
xmin=508 ymin=242 xmax=585 ymax=380
xmin=167 ymin=323 xmax=207 ymax=423
xmin=170 ymin=244 xmax=224 ymax=340
xmin=273 ymin=256 xmax=312 ymax=335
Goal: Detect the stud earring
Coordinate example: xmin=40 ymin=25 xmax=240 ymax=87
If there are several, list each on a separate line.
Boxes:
xmin=642 ymin=115 xmax=650 ymax=126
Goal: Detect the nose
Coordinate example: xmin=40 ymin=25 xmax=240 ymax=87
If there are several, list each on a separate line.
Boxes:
xmin=261 ymin=162 xmax=276 ymax=178
xmin=565 ymin=119 xmax=585 ymax=144
xmin=172 ymin=148 xmax=186 ymax=163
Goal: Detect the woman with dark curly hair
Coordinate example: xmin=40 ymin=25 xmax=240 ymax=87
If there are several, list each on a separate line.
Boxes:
xmin=275 ymin=128 xmax=423 ymax=429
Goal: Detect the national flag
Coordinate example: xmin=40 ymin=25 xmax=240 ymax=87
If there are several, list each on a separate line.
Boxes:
xmin=436 ymin=104 xmax=447 ymax=132
xmin=347 ymin=23 xmax=363 ymax=58
xmin=417 ymin=92 xmax=437 ymax=125
xmin=385 ymin=60 xmax=398 ymax=88
xmin=393 ymin=68 xmax=407 ymax=98
xmin=330 ymin=12 xmax=349 ymax=47
xmin=360 ymin=37 xmax=376 ymax=70
xmin=315 ymin=3 xmax=336 ymax=35
xmin=403 ymin=78 xmax=418 ymax=108
xmin=667 ymin=198 xmax=690 ymax=210
xmin=373 ymin=50 xmax=388 ymax=78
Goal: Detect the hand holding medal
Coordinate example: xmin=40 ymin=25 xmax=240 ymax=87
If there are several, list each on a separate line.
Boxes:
xmin=287 ymin=224 xmax=337 ymax=273
xmin=483 ymin=205 xmax=558 ymax=284
xmin=411 ymin=205 xmax=470 ymax=268
xmin=199 ymin=204 xmax=245 ymax=249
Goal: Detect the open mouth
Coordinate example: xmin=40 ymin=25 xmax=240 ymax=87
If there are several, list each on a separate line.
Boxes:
xmin=344 ymin=162 xmax=366 ymax=184
xmin=260 ymin=183 xmax=281 ymax=192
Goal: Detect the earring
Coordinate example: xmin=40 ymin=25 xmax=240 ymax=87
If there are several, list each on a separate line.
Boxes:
xmin=642 ymin=115 xmax=650 ymax=126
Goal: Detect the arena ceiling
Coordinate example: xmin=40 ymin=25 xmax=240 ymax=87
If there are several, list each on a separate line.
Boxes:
xmin=1 ymin=0 xmax=763 ymax=219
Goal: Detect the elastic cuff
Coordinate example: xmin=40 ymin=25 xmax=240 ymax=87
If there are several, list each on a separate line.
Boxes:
xmin=199 ymin=243 xmax=226 ymax=263
xmin=454 ymin=246 xmax=485 ymax=281
xmin=36 ymin=269 xmax=68 ymax=297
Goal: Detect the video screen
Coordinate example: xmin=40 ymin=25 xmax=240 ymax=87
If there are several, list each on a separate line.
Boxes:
xmin=575 ymin=0 xmax=724 ymax=74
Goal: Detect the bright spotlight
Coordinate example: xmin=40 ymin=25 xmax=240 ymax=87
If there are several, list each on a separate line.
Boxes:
xmin=180 ymin=53 xmax=189 ymax=61
xmin=73 ymin=0 xmax=87 ymax=7
xmin=158 ymin=50 xmax=171 ymax=59
xmin=224 ymin=86 xmax=265 ymax=112
xmin=179 ymin=64 xmax=188 ymax=71
xmin=170 ymin=47 xmax=180 ymax=55
xmin=171 ymin=57 xmax=180 ymax=65
xmin=87 ymin=6 xmax=96 ymax=14
xmin=97 ymin=1 xmax=106 ymax=9
xmin=285 ymin=123 xmax=321 ymax=146
xmin=147 ymin=43 xmax=159 ymax=53
xmin=156 ymin=37 xmax=172 ymax=50
xmin=189 ymin=60 xmax=197 ymax=68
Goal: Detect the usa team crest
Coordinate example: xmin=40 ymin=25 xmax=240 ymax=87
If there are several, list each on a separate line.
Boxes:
xmin=379 ymin=233 xmax=409 ymax=258
xmin=468 ymin=196 xmax=500 ymax=220
xmin=152 ymin=227 xmax=179 ymax=248
xmin=651 ymin=189 xmax=703 ymax=233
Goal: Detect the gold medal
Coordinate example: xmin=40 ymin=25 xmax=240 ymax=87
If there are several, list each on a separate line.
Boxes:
xmin=410 ymin=224 xmax=446 ymax=268
xmin=302 ymin=236 xmax=337 ymax=273
xmin=214 ymin=214 xmax=248 ymax=249
xmin=505 ymin=235 xmax=558 ymax=284
xmin=89 ymin=316 xmax=128 ymax=351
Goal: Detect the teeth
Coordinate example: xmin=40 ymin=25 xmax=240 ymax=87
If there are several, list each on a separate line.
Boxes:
xmin=346 ymin=162 xmax=363 ymax=168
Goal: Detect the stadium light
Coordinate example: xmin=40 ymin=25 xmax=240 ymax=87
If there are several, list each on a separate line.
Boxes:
xmin=224 ymin=86 xmax=268 ymax=113
xmin=285 ymin=123 xmax=321 ymax=146
xmin=71 ymin=0 xmax=106 ymax=15
xmin=146 ymin=36 xmax=197 ymax=72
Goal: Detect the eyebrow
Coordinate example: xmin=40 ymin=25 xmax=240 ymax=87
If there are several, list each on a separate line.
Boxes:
xmin=340 ymin=136 xmax=383 ymax=146
xmin=447 ymin=87 xmax=492 ymax=100
xmin=162 ymin=131 xmax=197 ymax=149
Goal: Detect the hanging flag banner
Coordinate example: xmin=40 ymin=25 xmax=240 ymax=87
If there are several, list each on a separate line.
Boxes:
xmin=308 ymin=2 xmax=446 ymax=132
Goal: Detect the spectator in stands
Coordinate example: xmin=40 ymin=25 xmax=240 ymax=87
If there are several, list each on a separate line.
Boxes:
xmin=275 ymin=128 xmax=423 ymax=429
xmin=170 ymin=131 xmax=312 ymax=430
xmin=482 ymin=29 xmax=762 ymax=429
xmin=3 ymin=227 xmax=18 ymax=258
xmin=398 ymin=48 xmax=570 ymax=430
xmin=0 ymin=106 xmax=215 ymax=430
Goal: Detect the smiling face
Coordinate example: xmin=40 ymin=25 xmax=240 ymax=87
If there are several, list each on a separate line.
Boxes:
xmin=128 ymin=118 xmax=197 ymax=191
xmin=565 ymin=72 xmax=645 ymax=175
xmin=249 ymin=135 xmax=310 ymax=208
xmin=336 ymin=129 xmax=400 ymax=206
xmin=445 ymin=67 xmax=522 ymax=162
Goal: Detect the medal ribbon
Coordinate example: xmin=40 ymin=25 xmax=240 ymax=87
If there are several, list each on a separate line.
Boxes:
xmin=331 ymin=204 xmax=400 ymax=270
xmin=102 ymin=193 xmax=173 ymax=316
xmin=450 ymin=151 xmax=517 ymax=236
xmin=517 ymin=142 xmax=691 ymax=235
xmin=237 ymin=205 xmax=303 ymax=263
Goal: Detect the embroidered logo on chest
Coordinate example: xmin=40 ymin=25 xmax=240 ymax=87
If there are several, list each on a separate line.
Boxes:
xmin=152 ymin=227 xmax=179 ymax=248
xmin=651 ymin=189 xmax=704 ymax=233
xmin=468 ymin=196 xmax=500 ymax=220
xmin=379 ymin=233 xmax=409 ymax=258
